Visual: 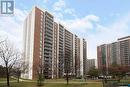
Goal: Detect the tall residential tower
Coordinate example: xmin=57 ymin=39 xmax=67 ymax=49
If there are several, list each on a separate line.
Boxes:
xmin=23 ymin=7 xmax=87 ymax=79
xmin=97 ymin=36 xmax=130 ymax=71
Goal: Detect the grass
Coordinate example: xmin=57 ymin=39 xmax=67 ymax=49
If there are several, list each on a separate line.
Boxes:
xmin=0 ymin=81 xmax=103 ymax=87
xmin=0 ymin=78 xmax=103 ymax=87
xmin=1 ymin=78 xmax=130 ymax=87
xmin=121 ymin=80 xmax=130 ymax=83
xmin=0 ymin=78 xmax=7 ymax=81
xmin=0 ymin=78 xmax=15 ymax=81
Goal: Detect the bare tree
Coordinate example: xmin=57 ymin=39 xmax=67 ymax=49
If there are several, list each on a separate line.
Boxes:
xmin=0 ymin=65 xmax=6 ymax=78
xmin=36 ymin=63 xmax=44 ymax=86
xmin=0 ymin=40 xmax=4 ymax=44
xmin=64 ymin=52 xmax=70 ymax=85
xmin=0 ymin=40 xmax=20 ymax=87
xmin=0 ymin=37 xmax=5 ymax=44
xmin=66 ymin=69 xmax=69 ymax=85
xmin=13 ymin=57 xmax=28 ymax=83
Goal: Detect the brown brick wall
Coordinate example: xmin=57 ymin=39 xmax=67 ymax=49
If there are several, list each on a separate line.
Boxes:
xmin=32 ymin=7 xmax=43 ymax=79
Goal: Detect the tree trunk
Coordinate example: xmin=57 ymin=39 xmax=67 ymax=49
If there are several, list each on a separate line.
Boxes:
xmin=17 ymin=71 xmax=21 ymax=83
xmin=6 ymin=67 xmax=10 ymax=87
xmin=17 ymin=75 xmax=19 ymax=83
xmin=102 ymin=79 xmax=105 ymax=87
xmin=67 ymin=76 xmax=69 ymax=85
xmin=118 ymin=78 xmax=120 ymax=83
xmin=66 ymin=71 xmax=69 ymax=85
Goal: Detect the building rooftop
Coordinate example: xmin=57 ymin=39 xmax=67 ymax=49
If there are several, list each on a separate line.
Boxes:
xmin=118 ymin=36 xmax=130 ymax=41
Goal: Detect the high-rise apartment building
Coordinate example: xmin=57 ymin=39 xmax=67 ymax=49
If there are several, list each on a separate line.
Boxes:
xmin=97 ymin=44 xmax=108 ymax=70
xmin=97 ymin=36 xmax=130 ymax=71
xmin=86 ymin=59 xmax=95 ymax=73
xmin=72 ymin=35 xmax=76 ymax=76
xmin=64 ymin=29 xmax=73 ymax=75
xmin=75 ymin=38 xmax=81 ymax=77
xmin=23 ymin=7 xmax=54 ymax=79
xmin=97 ymin=43 xmax=119 ymax=70
xmin=23 ymin=7 xmax=43 ymax=79
xmin=23 ymin=7 xmax=87 ymax=79
xmin=58 ymin=24 xmax=65 ymax=78
xmin=83 ymin=39 xmax=87 ymax=77
xmin=43 ymin=10 xmax=54 ymax=79
xmin=109 ymin=42 xmax=119 ymax=65
xmin=106 ymin=44 xmax=111 ymax=68
xmin=79 ymin=39 xmax=87 ymax=77
xmin=97 ymin=44 xmax=111 ymax=74
xmin=80 ymin=39 xmax=83 ymax=76
xmin=118 ymin=36 xmax=130 ymax=66
xmin=52 ymin=22 xmax=59 ymax=78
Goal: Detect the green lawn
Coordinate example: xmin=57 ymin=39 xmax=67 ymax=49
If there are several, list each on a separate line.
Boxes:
xmin=0 ymin=82 xmax=102 ymax=87
xmin=0 ymin=79 xmax=103 ymax=87
xmin=1 ymin=78 xmax=130 ymax=87
xmin=0 ymin=78 xmax=15 ymax=81
xmin=2 ymin=78 xmax=130 ymax=87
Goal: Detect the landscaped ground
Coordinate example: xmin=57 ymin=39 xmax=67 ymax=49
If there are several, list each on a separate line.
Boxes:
xmin=0 ymin=79 xmax=103 ymax=87
xmin=1 ymin=78 xmax=130 ymax=87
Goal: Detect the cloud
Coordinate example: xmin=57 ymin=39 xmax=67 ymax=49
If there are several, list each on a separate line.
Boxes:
xmin=53 ymin=0 xmax=65 ymax=11
xmin=59 ymin=15 xmax=100 ymax=35
xmin=95 ymin=13 xmax=130 ymax=44
xmin=0 ymin=8 xmax=28 ymax=51
xmin=52 ymin=0 xmax=77 ymax=19
xmin=53 ymin=11 xmax=100 ymax=60
xmin=53 ymin=12 xmax=63 ymax=21
xmin=52 ymin=0 xmax=99 ymax=36
xmin=1 ymin=0 xmax=130 ymax=62
xmin=15 ymin=9 xmax=28 ymax=22
xmin=64 ymin=8 xmax=77 ymax=17
xmin=52 ymin=0 xmax=100 ymax=60
xmin=54 ymin=9 xmax=130 ymax=60
xmin=43 ymin=0 xmax=49 ymax=3
xmin=69 ymin=15 xmax=99 ymax=30
xmin=87 ymin=13 xmax=130 ymax=59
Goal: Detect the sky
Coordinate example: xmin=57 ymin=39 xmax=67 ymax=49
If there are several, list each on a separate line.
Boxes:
xmin=0 ymin=0 xmax=130 ymax=60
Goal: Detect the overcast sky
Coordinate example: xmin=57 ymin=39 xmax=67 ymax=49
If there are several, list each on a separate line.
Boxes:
xmin=0 ymin=0 xmax=130 ymax=60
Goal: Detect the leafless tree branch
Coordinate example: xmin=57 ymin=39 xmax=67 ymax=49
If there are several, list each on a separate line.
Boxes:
xmin=0 ymin=39 xmax=20 ymax=87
